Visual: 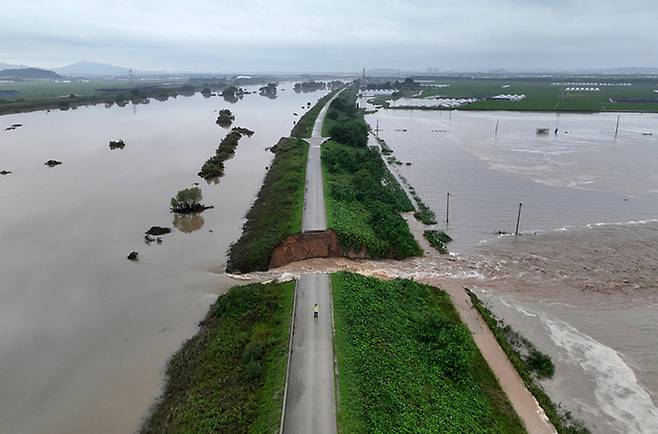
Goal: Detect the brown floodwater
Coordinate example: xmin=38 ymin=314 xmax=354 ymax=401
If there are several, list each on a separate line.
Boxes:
xmin=358 ymin=103 xmax=658 ymax=433
xmin=0 ymin=85 xmax=330 ymax=434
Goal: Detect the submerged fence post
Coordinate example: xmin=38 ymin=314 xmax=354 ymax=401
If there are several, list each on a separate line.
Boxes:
xmin=446 ymin=192 xmax=450 ymax=225
xmin=515 ymin=202 xmax=522 ymax=236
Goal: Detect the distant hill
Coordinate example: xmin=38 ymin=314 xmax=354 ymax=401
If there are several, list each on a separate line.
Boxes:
xmin=54 ymin=62 xmax=133 ymax=77
xmin=0 ymin=62 xmax=30 ymax=70
xmin=0 ymin=68 xmax=61 ymax=79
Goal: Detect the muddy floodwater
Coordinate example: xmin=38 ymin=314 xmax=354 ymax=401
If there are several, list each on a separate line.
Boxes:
xmin=365 ymin=104 xmax=658 ymax=433
xmin=0 ymin=85 xmax=329 ymax=434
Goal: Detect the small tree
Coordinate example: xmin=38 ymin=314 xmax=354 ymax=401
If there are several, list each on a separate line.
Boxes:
xmin=171 ymin=187 xmax=202 ymax=211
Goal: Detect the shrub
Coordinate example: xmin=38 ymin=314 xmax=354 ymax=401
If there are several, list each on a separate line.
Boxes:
xmin=527 ymin=349 xmax=555 ymax=379
xmin=171 ymin=187 xmax=202 ymax=210
xmin=424 ymin=230 xmax=452 ymax=254
xmin=328 ymin=120 xmax=368 ymax=147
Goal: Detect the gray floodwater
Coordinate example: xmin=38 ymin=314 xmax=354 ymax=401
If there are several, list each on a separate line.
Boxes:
xmin=0 ymin=85 xmax=330 ymax=434
xmin=366 ymin=105 xmax=658 ymax=252
xmin=365 ymin=103 xmax=658 ymax=433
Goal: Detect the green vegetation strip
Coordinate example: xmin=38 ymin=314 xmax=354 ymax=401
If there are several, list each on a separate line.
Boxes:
xmin=332 ymin=272 xmax=526 ymax=433
xmin=408 ymin=186 xmax=437 ymax=225
xmin=290 ymin=88 xmax=340 ymax=138
xmin=372 ymin=134 xmax=438 ymax=226
xmin=322 ymin=86 xmax=421 ymax=259
xmin=424 ymin=229 xmax=452 ymax=254
xmin=467 ymin=289 xmax=590 ymax=434
xmin=227 ymin=137 xmax=308 ymax=272
xmin=141 ymin=280 xmax=294 ymax=434
xmin=198 ymin=127 xmax=254 ymax=180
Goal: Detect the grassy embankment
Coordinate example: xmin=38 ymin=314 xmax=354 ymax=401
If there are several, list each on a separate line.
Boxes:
xmin=322 ymin=86 xmax=422 ymax=258
xmin=290 ymin=88 xmax=340 ymax=138
xmin=332 ymin=272 xmax=526 ymax=433
xmin=141 ymin=281 xmax=294 ymax=434
xmin=372 ymin=78 xmax=658 ymax=112
xmin=226 ymin=137 xmax=308 ymax=272
xmin=372 ymin=135 xmax=438 ymax=226
xmin=467 ymin=290 xmax=590 ymax=434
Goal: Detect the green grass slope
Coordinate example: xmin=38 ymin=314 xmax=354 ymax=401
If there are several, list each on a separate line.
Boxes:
xmin=226 ymin=137 xmax=308 ymax=272
xmin=322 ymin=86 xmax=421 ymax=259
xmin=332 ymin=272 xmax=526 ymax=434
xmin=290 ymin=88 xmax=340 ymax=138
xmin=141 ymin=280 xmax=294 ymax=434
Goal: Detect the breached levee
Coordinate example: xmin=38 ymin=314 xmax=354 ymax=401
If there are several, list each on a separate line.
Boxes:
xmin=268 ymin=229 xmax=370 ymax=268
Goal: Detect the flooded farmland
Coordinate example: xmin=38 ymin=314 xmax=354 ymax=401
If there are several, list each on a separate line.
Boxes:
xmin=0 ymin=85 xmax=330 ymax=434
xmin=365 ymin=104 xmax=658 ymax=433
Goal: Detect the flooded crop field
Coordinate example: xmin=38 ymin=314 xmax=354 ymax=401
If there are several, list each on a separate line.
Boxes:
xmin=364 ymin=103 xmax=658 ymax=433
xmin=0 ymin=85 xmax=330 ymax=434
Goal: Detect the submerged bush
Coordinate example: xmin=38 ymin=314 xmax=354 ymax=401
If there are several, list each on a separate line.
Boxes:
xmin=198 ymin=127 xmax=253 ymax=180
xmin=424 ymin=230 xmax=452 ymax=254
xmin=171 ymin=187 xmax=202 ymax=211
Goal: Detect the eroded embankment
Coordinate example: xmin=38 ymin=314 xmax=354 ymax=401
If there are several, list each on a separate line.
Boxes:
xmin=269 ymin=230 xmax=374 ymax=268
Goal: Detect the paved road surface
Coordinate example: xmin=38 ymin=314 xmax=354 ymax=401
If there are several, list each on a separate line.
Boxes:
xmin=301 ymin=91 xmax=340 ymax=232
xmin=302 ymin=141 xmax=326 ymax=232
xmin=282 ymin=273 xmax=337 ymax=434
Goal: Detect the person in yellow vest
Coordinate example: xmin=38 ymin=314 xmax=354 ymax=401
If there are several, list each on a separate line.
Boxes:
xmin=313 ymin=304 xmax=319 ymax=319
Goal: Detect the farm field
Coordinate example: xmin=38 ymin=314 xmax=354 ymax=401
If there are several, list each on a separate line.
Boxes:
xmin=377 ymin=78 xmax=658 ymax=112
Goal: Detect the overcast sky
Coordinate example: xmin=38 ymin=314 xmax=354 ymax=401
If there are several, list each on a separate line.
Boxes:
xmin=2 ymin=0 xmax=657 ymax=73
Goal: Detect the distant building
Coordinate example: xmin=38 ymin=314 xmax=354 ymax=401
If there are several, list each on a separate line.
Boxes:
xmin=360 ymin=68 xmax=368 ymax=89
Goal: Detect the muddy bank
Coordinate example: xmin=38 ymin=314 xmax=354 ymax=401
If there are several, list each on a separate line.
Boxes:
xmin=270 ymin=230 xmax=341 ymax=267
xmin=269 ymin=230 xmax=377 ymax=268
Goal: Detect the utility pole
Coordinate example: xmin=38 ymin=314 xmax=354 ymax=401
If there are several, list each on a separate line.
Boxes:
xmin=515 ymin=202 xmax=522 ymax=236
xmin=376 ymin=119 xmax=380 ymax=137
xmin=446 ymin=192 xmax=450 ymax=225
xmin=615 ymin=114 xmax=620 ymax=138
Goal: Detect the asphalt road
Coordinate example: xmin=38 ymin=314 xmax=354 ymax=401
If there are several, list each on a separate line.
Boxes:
xmin=301 ymin=91 xmax=340 ymax=232
xmin=282 ymin=273 xmax=337 ymax=434
xmin=283 ymin=91 xmax=342 ymax=434
xmin=302 ymin=139 xmax=327 ymax=232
